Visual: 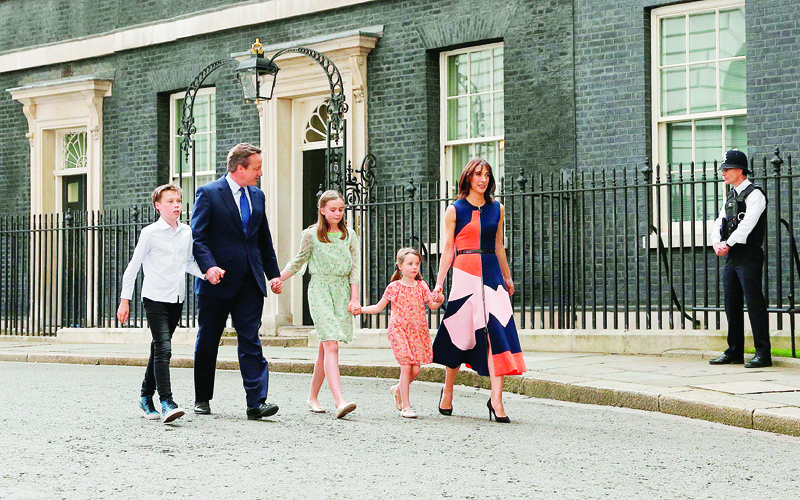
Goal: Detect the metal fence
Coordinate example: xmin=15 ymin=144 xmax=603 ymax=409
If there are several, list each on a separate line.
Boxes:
xmin=1 ymin=150 xmax=799 ymax=355
xmin=351 ymin=149 xmax=800 ymax=355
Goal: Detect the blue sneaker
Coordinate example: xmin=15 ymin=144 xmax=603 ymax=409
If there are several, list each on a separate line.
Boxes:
xmin=161 ymin=399 xmax=185 ymax=423
xmin=138 ymin=396 xmax=160 ymax=420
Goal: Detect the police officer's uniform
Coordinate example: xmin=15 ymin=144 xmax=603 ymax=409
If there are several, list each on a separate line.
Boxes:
xmin=709 ymin=149 xmax=771 ymax=368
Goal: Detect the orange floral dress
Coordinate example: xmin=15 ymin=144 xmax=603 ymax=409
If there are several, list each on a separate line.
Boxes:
xmin=383 ymin=280 xmax=434 ymax=365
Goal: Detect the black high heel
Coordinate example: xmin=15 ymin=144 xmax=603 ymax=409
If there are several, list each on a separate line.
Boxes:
xmin=438 ymin=388 xmax=453 ymax=416
xmin=487 ymin=399 xmax=510 ymax=423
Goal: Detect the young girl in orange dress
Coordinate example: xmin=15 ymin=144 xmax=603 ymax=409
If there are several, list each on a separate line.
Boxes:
xmin=356 ymin=248 xmax=444 ymax=418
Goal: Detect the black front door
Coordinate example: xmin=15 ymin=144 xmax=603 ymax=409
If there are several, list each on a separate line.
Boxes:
xmin=61 ymin=174 xmax=87 ymax=327
xmin=302 ymin=149 xmax=327 ymax=325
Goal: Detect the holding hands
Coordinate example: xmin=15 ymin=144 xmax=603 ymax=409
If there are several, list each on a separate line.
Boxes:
xmin=206 ymin=266 xmax=226 ymax=284
xmin=348 ymin=299 xmax=361 ymax=316
xmin=269 ymin=277 xmax=283 ymax=294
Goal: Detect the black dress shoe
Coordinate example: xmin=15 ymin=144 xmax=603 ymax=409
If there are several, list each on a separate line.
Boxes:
xmin=745 ymin=356 xmax=773 ymax=368
xmin=709 ymin=354 xmax=744 ymax=365
xmin=247 ymin=403 xmax=279 ymax=420
xmin=194 ymin=401 xmax=211 ymax=415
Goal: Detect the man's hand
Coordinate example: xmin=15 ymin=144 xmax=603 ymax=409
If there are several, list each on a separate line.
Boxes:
xmin=713 ymin=242 xmax=730 ymax=257
xmin=206 ymin=266 xmax=226 ymax=284
xmin=116 ymin=299 xmax=130 ymax=325
xmin=269 ymin=277 xmax=283 ymax=294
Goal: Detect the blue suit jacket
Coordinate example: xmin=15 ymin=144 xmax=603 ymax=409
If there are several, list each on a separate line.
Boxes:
xmin=191 ymin=176 xmax=281 ymax=298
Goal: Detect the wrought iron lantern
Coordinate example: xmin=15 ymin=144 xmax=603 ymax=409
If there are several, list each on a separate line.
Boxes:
xmin=235 ymin=38 xmax=279 ymax=103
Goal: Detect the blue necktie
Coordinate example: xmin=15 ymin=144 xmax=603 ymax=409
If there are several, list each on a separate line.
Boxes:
xmin=239 ymin=187 xmax=251 ymax=234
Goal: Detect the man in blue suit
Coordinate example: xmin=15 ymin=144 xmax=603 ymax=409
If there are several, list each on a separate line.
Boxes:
xmin=191 ymin=142 xmax=283 ymax=420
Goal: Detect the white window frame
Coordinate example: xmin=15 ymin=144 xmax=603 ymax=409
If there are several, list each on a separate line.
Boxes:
xmin=650 ymin=0 xmax=746 ymax=246
xmin=169 ymin=87 xmax=216 ymax=209
xmin=439 ymin=42 xmax=504 ymax=198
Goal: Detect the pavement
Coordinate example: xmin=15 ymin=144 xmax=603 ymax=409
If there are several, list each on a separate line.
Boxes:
xmin=2 ymin=337 xmax=800 ymax=437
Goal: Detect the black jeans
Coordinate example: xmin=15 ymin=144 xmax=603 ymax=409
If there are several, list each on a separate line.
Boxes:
xmin=141 ymin=298 xmax=183 ymax=402
xmin=723 ymin=248 xmax=771 ymax=358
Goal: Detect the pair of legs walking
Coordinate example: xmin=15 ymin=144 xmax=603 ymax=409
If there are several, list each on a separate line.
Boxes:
xmin=140 ymin=298 xmax=185 ymax=422
xmin=439 ymin=343 xmax=507 ymax=418
xmin=307 ymin=340 xmax=356 ymax=418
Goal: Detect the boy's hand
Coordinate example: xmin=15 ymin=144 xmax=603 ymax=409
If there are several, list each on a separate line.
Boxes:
xmin=116 ymin=299 xmax=130 ymax=325
xmin=206 ymin=266 xmax=225 ymax=284
xmin=269 ymin=277 xmax=283 ymax=294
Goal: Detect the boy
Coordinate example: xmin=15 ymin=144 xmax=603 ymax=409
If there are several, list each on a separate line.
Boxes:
xmin=117 ymin=184 xmax=221 ymax=423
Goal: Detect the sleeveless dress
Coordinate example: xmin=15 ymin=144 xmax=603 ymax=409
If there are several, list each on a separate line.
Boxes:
xmin=432 ymin=199 xmax=526 ymax=377
xmin=383 ymin=279 xmax=434 ymax=365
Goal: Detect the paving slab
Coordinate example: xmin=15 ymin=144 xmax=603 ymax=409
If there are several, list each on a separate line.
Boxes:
xmin=691 ymin=381 xmax=800 ymax=394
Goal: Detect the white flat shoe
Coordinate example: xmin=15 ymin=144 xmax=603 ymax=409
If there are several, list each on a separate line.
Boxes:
xmin=390 ymin=385 xmax=401 ymax=411
xmin=306 ymin=400 xmax=326 ymax=413
xmin=400 ymin=407 xmax=417 ymax=419
xmin=336 ymin=402 xmax=356 ymax=419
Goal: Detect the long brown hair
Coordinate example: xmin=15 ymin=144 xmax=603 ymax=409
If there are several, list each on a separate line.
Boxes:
xmin=390 ymin=247 xmax=423 ymax=282
xmin=457 ymin=158 xmax=495 ymax=204
xmin=315 ymin=190 xmax=348 ymax=243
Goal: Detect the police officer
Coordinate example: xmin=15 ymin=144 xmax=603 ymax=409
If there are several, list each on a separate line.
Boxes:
xmin=709 ymin=149 xmax=771 ymax=368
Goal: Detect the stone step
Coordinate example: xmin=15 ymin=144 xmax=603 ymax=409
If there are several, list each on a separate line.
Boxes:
xmin=219 ymin=336 xmax=308 ymax=347
xmin=275 ymin=325 xmax=315 ymax=337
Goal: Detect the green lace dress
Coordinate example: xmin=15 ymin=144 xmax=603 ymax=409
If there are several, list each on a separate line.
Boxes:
xmin=283 ymin=226 xmax=360 ymax=343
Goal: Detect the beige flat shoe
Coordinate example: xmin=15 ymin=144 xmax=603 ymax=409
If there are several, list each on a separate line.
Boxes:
xmin=306 ymin=399 xmax=326 ymax=413
xmin=400 ymin=407 xmax=417 ymax=419
xmin=390 ymin=385 xmax=401 ymax=411
xmin=336 ymin=402 xmax=357 ymax=419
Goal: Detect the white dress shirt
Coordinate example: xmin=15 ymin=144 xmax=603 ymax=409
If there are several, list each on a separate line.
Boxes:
xmin=121 ymin=217 xmax=205 ymax=302
xmin=711 ymin=178 xmax=767 ymax=246
xmin=226 ymin=174 xmax=252 ymax=218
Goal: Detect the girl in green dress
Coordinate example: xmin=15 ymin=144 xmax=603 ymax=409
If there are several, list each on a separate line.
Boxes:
xmin=278 ymin=190 xmax=361 ymax=419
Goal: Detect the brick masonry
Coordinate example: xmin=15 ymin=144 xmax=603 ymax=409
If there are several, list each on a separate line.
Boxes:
xmin=1 ymin=0 xmax=799 ymax=215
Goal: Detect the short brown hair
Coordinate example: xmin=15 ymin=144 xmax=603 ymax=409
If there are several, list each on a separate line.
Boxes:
xmin=226 ymin=143 xmax=262 ymax=173
xmin=151 ymin=184 xmax=182 ymax=208
xmin=458 ymin=158 xmax=495 ymax=204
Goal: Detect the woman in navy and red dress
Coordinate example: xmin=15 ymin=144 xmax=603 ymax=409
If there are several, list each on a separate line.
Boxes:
xmin=432 ymin=158 xmax=526 ymax=422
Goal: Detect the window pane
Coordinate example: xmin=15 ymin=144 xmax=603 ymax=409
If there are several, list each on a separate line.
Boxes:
xmin=195 ymin=95 xmax=209 ymax=132
xmin=195 ymin=133 xmax=209 ymax=173
xmin=720 ymin=59 xmax=746 ymax=110
xmin=493 ymin=48 xmax=504 ymax=90
xmin=451 ymin=144 xmax=471 ymax=190
xmin=725 ymin=116 xmax=747 ymax=154
xmin=720 ymin=8 xmax=745 ymax=58
xmin=447 ymin=97 xmax=469 ymax=140
xmin=63 ymin=132 xmax=87 ymax=170
xmin=688 ymin=11 xmax=716 ymax=62
xmin=493 ymin=93 xmax=504 ymax=136
xmin=661 ymin=16 xmax=686 ymax=66
xmin=470 ymin=50 xmax=491 ymax=94
xmin=175 ymin=97 xmax=185 ymax=129
xmin=471 ymin=94 xmax=491 ymax=138
xmin=695 ymin=118 xmax=723 ymax=165
xmin=447 ymin=54 xmax=468 ymax=97
xmin=689 ymin=63 xmax=716 ymax=113
xmin=661 ymin=67 xmax=687 ymax=116
xmin=209 ymin=93 xmax=217 ymax=129
xmin=666 ymin=121 xmax=692 ymax=166
xmin=173 ymin=136 xmax=188 ymax=177
xmin=474 ymin=141 xmax=495 ymax=166
xmin=496 ymin=141 xmax=505 ymax=188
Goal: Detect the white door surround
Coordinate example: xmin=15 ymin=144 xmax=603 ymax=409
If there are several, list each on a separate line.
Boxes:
xmin=8 ymin=76 xmax=112 ymax=215
xmin=248 ymin=28 xmax=381 ymax=332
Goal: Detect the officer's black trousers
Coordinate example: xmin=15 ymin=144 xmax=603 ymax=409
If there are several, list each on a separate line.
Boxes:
xmin=723 ymin=248 xmax=771 ymax=358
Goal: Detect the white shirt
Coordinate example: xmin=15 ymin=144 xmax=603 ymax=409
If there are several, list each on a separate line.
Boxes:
xmin=121 ymin=218 xmax=205 ymax=302
xmin=711 ymin=178 xmax=767 ymax=246
xmin=226 ymin=174 xmax=252 ymax=218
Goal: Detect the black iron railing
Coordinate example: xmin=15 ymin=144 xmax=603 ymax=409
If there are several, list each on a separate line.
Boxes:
xmin=1 ymin=150 xmax=799 ymax=355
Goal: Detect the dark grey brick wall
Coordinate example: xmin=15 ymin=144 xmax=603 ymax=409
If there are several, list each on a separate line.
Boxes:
xmin=0 ymin=0 xmax=254 ymax=53
xmin=0 ymin=0 xmax=577 ymax=215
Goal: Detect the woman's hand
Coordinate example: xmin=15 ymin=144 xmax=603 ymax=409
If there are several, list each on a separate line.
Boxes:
xmin=504 ymin=277 xmax=515 ymax=296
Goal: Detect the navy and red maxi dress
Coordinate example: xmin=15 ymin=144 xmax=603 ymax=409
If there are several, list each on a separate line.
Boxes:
xmin=432 ymin=198 xmax=526 ymax=377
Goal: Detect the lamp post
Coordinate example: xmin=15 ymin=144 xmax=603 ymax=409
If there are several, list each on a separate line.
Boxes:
xmin=178 ymin=39 xmax=355 ymax=204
